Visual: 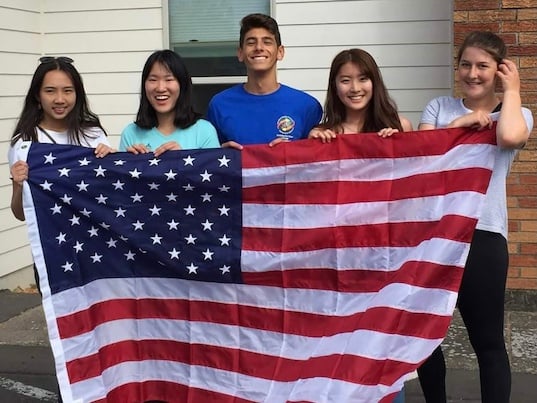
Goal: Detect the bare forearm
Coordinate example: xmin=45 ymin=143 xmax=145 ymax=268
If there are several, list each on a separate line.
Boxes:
xmin=496 ymin=90 xmax=529 ymax=149
xmin=11 ymin=182 xmax=25 ymax=221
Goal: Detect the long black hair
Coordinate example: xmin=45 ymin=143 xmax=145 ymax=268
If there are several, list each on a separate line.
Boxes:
xmin=11 ymin=57 xmax=105 ymax=146
xmin=134 ymin=50 xmax=201 ymax=130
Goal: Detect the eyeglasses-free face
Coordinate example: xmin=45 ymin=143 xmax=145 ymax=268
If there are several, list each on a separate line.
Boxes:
xmin=38 ymin=69 xmax=77 ymax=130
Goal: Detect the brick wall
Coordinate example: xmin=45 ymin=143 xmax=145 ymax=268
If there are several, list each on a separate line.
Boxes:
xmin=454 ymin=0 xmax=537 ymax=290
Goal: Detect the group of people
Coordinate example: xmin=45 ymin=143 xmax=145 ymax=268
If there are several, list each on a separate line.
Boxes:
xmin=8 ymin=12 xmax=533 ymax=403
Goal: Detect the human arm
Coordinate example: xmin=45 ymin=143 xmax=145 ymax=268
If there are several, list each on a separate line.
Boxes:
xmin=445 ymin=111 xmax=493 ymax=130
xmin=495 ymin=59 xmax=530 ymax=148
xmin=308 ymin=127 xmax=337 ymax=143
xmin=149 ymin=141 xmax=180 ymax=157
xmin=268 ymin=137 xmax=291 ymax=147
xmin=418 ymin=97 xmax=443 ymax=130
xmin=400 ymin=116 xmax=414 ymax=132
xmin=197 ymin=120 xmax=222 ymax=149
xmin=94 ymin=142 xmax=116 ymax=158
xmin=119 ymin=124 xmax=155 ymax=154
xmin=221 ymin=141 xmax=243 ymax=150
xmin=418 ymin=123 xmax=436 ymax=130
xmin=377 ymin=116 xmax=414 ymax=137
xmin=10 ymin=160 xmax=28 ymax=221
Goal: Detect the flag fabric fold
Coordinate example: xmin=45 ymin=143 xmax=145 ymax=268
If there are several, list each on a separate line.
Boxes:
xmin=19 ymin=127 xmax=496 ymax=403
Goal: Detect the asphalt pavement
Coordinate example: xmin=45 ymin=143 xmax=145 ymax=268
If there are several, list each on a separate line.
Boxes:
xmin=0 ymin=289 xmax=536 ymax=402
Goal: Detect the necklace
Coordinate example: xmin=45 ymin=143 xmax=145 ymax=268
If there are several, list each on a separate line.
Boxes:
xmin=37 ymin=126 xmax=58 ymax=143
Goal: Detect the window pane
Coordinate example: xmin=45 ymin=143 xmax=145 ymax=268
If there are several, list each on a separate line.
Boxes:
xmin=169 ymin=0 xmax=269 ymax=44
xmin=193 ymin=83 xmax=237 ymax=117
xmin=169 ymin=0 xmax=270 ymax=110
xmin=173 ymin=42 xmax=246 ymax=77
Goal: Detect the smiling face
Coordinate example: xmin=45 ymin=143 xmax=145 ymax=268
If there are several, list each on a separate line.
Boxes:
xmin=238 ymin=27 xmax=284 ymax=74
xmin=144 ymin=61 xmax=180 ymax=119
xmin=335 ymin=61 xmax=373 ymax=114
xmin=38 ymin=69 xmax=76 ymax=129
xmin=457 ymin=46 xmax=498 ymax=101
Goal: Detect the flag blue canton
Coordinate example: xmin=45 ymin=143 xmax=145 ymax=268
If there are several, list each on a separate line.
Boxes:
xmin=26 ymin=144 xmax=243 ymax=293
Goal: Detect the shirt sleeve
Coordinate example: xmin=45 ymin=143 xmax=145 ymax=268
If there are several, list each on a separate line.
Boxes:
xmin=302 ymin=97 xmax=323 ymax=139
xmin=83 ymin=127 xmax=111 ymax=148
xmin=118 ymin=124 xmax=134 ymax=151
xmin=7 ymin=140 xmax=21 ymax=168
xmin=93 ymin=128 xmax=110 ymax=147
xmin=197 ymin=120 xmax=221 ymax=149
xmin=522 ymin=108 xmax=534 ymax=133
xmin=206 ymin=100 xmax=223 ymax=141
xmin=419 ymin=98 xmax=441 ymax=127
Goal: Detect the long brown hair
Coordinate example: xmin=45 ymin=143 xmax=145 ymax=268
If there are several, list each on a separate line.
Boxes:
xmin=319 ymin=49 xmax=403 ymax=133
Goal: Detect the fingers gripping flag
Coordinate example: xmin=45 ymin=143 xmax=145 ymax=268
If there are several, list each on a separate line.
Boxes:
xmin=18 ymin=127 xmax=496 ymax=402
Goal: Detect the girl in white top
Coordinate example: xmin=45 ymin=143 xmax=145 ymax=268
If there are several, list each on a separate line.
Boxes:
xmin=416 ymin=31 xmax=533 ymax=403
xmin=9 ymin=56 xmax=115 ymax=221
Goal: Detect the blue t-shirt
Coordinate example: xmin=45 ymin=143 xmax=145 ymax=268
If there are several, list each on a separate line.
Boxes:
xmin=207 ymin=84 xmax=322 ymax=145
xmin=119 ymin=119 xmax=220 ymax=151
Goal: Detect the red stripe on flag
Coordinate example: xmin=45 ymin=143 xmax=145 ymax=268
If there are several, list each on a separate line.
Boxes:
xmin=241 ymin=127 xmax=496 ymax=168
xmin=57 ymin=299 xmax=450 ymax=340
xmin=243 ymin=168 xmax=492 ymax=204
xmin=67 ymin=339 xmax=416 ymax=386
xmin=243 ymin=215 xmax=478 ymax=251
xmin=99 ymin=380 xmax=254 ymax=403
xmin=243 ymin=261 xmax=464 ymax=293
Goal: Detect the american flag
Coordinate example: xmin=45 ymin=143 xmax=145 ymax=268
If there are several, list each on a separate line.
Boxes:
xmin=19 ymin=127 xmax=496 ymax=403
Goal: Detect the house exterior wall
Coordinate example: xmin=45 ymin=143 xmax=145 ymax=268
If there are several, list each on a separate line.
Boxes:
xmin=0 ymin=0 xmax=534 ymax=291
xmin=0 ymin=1 xmax=42 ymax=287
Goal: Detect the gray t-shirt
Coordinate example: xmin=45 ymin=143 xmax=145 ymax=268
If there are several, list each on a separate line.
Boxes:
xmin=420 ymin=96 xmax=533 ymax=239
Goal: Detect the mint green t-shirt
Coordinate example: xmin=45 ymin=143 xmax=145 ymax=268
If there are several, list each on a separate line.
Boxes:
xmin=119 ymin=119 xmax=220 ymax=151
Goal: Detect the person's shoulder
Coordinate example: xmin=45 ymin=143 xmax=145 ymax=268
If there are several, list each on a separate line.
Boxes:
xmin=279 ymin=84 xmax=321 ymax=105
xmin=192 ymin=118 xmax=216 ymax=130
xmin=279 ymin=84 xmax=314 ymax=97
xmin=427 ymin=95 xmax=457 ymax=106
xmin=121 ymin=122 xmax=150 ymax=137
xmin=398 ymin=115 xmax=414 ymax=132
xmin=422 ymin=96 xmax=461 ymax=114
xmin=8 ymin=136 xmax=23 ymax=152
xmin=210 ymin=84 xmax=243 ymax=102
xmin=84 ymin=125 xmax=106 ymax=136
xmin=281 ymin=84 xmax=320 ymax=101
xmin=121 ymin=122 xmax=137 ymax=133
xmin=208 ymin=85 xmax=246 ymax=115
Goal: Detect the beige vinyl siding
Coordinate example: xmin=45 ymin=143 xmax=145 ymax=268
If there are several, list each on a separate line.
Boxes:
xmin=0 ymin=0 xmax=165 ymax=288
xmin=43 ymin=0 xmax=162 ymax=12
xmin=41 ymin=4 xmax=164 ymax=146
xmin=275 ymin=0 xmax=453 ymax=126
xmin=0 ymin=2 xmax=41 ymax=283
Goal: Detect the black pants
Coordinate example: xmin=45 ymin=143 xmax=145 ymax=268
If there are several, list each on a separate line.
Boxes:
xmin=417 ymin=230 xmax=510 ymax=403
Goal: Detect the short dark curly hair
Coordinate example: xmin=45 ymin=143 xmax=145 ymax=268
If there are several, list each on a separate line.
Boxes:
xmin=239 ymin=13 xmax=282 ymax=47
